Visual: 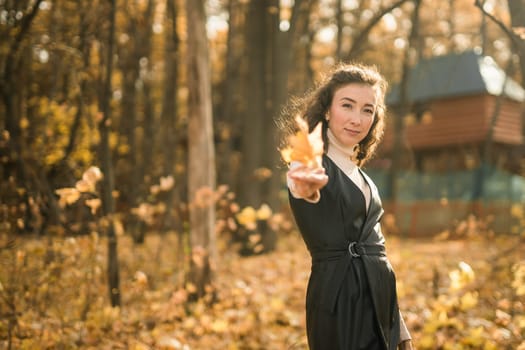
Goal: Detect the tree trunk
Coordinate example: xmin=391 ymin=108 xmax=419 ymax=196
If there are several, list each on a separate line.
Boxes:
xmin=388 ymin=0 xmax=421 ymax=202
xmin=237 ymin=0 xmax=269 ymax=208
xmin=508 ymin=0 xmax=525 ymax=156
xmin=185 ymin=0 xmax=217 ymax=300
xmin=259 ymin=0 xmax=281 ymax=252
xmin=161 ymin=0 xmax=181 ymax=232
xmin=134 ymin=0 xmax=156 ymax=244
xmin=118 ymin=0 xmax=155 ymax=244
xmin=263 ymin=0 xmax=316 ymax=249
xmin=0 ymin=0 xmax=43 ymax=143
xmin=58 ymin=1 xmax=91 ymax=166
xmin=507 ymin=0 xmax=525 ymax=85
xmin=234 ymin=0 xmax=282 ymax=255
xmin=217 ymin=0 xmax=245 ymax=190
xmin=0 ymin=0 xmax=44 ymax=234
xmin=118 ymin=18 xmax=141 ymax=241
xmin=99 ymin=0 xmax=120 ymax=307
xmin=288 ymin=2 xmax=316 ymax=94
xmin=335 ymin=0 xmax=344 ymax=60
xmin=479 ymin=0 xmax=487 ymax=53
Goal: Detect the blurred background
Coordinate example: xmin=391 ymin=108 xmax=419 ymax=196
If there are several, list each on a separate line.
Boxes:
xmin=0 ymin=0 xmax=524 ymax=349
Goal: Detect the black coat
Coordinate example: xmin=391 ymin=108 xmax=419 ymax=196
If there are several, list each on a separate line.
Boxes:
xmin=289 ymin=155 xmax=400 ymax=350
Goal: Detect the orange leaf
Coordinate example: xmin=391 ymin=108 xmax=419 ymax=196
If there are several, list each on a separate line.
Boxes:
xmin=280 ymin=116 xmax=324 ymax=169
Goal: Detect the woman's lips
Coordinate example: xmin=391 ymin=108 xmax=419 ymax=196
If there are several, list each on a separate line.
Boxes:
xmin=344 ymin=128 xmax=360 ymax=136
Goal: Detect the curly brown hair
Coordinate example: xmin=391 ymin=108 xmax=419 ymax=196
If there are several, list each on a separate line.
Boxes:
xmin=279 ymin=63 xmax=388 ymax=167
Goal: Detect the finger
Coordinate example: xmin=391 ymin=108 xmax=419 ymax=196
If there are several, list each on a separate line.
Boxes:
xmin=296 ymin=173 xmax=327 ymax=184
xmin=289 ymin=172 xmax=327 ymax=183
xmin=311 ymin=167 xmax=326 ymax=175
xmin=289 ymin=166 xmax=325 ymax=178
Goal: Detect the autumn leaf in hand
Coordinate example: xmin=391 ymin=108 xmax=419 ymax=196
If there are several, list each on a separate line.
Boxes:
xmin=280 ymin=116 xmax=324 ymax=169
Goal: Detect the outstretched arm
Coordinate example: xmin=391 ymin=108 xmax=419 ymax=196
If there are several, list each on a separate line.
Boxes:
xmin=287 ymin=161 xmax=328 ymax=203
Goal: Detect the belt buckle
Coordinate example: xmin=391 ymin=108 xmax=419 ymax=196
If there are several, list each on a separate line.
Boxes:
xmin=348 ymin=242 xmax=360 ymax=258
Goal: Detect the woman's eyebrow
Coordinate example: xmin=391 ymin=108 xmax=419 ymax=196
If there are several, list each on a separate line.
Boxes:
xmin=339 ymin=97 xmax=376 ymax=108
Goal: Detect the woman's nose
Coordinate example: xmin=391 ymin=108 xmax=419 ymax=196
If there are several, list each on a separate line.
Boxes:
xmin=348 ymin=110 xmax=361 ymax=125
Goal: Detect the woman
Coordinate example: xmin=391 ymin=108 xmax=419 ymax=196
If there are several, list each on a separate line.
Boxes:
xmin=283 ymin=63 xmax=413 ymax=350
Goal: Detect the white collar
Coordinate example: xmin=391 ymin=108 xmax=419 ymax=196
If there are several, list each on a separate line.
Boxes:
xmin=327 ymin=128 xmax=370 ymax=211
xmin=326 ymin=128 xmax=358 ymax=172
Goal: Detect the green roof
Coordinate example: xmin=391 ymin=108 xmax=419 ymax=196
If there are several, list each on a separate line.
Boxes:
xmin=386 ymin=50 xmax=525 ymax=105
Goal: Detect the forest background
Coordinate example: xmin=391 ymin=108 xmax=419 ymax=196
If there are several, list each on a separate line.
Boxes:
xmin=1 ymin=0 xmax=524 ymax=349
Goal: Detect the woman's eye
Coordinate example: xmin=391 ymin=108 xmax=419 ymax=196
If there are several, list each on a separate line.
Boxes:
xmin=364 ymin=108 xmax=374 ymax=115
xmin=342 ymin=103 xmax=352 ymax=109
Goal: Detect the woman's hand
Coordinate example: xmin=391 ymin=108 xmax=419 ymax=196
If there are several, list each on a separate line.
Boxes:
xmin=398 ymin=340 xmax=414 ymax=350
xmin=287 ymin=163 xmax=328 ymax=200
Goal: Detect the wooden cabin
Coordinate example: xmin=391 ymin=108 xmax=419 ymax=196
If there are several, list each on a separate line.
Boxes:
xmin=381 ymin=50 xmax=525 ymax=174
xmin=372 ymin=50 xmax=525 ymax=236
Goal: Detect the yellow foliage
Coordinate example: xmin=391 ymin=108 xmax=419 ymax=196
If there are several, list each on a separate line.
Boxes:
xmin=193 ymin=186 xmax=215 ymax=208
xmin=459 ymin=291 xmax=478 ymax=311
xmin=253 ymin=167 xmax=273 ymax=180
xmin=83 ymin=166 xmax=103 ymax=184
xmin=256 ymin=203 xmax=272 ymax=220
xmin=461 ymin=326 xmax=484 ymax=347
xmin=109 ymin=131 xmax=119 ymax=150
xmin=132 ymin=203 xmax=156 ymax=225
xmin=248 ymin=234 xmax=261 ymax=244
xmin=270 ymin=297 xmax=285 ymax=312
xmin=134 ymin=270 xmax=148 ymax=289
xmin=517 ymin=315 xmax=525 ymax=329
xmin=150 ymin=176 xmax=175 ymax=195
xmin=28 ymin=97 xmax=98 ymax=169
xmin=418 ymin=335 xmax=435 ymax=348
xmin=45 ymin=149 xmax=65 ymax=165
xmin=19 ymin=117 xmax=29 ymax=130
xmin=483 ymin=341 xmax=498 ymax=350
xmin=117 ymin=142 xmax=130 ymax=155
xmin=512 ymin=261 xmax=525 ymax=296
xmin=55 ymin=187 xmax=81 ymax=207
xmin=159 ymin=176 xmax=175 ymax=191
xmin=2 ymin=223 xmax=524 ymax=349
xmin=449 ymin=261 xmax=475 ymax=291
xmin=86 ymin=306 xmax=121 ymax=331
xmin=236 ymin=204 xmax=273 ymax=229
xmin=210 ymin=318 xmax=229 ymax=333
xmin=75 ymin=179 xmax=94 ymax=193
xmin=157 ymin=335 xmax=187 ymax=349
xmin=236 ymin=206 xmax=257 ymax=228
xmin=511 ymin=204 xmax=524 ymax=219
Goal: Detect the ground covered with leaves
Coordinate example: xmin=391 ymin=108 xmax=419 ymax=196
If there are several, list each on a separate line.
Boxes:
xmin=1 ymin=227 xmax=524 ymax=349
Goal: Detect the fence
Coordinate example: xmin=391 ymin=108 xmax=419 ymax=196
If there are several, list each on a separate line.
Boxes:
xmin=366 ymin=166 xmax=525 ymax=237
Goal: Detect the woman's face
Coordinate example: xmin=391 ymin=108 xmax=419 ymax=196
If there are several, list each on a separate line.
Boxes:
xmin=327 ymin=83 xmax=377 ymax=148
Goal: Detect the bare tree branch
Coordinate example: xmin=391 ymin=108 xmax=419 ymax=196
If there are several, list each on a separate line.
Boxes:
xmin=344 ymin=0 xmax=410 ymax=61
xmin=2 ymin=0 xmax=44 ymax=87
xmin=474 ymin=0 xmax=523 ymax=51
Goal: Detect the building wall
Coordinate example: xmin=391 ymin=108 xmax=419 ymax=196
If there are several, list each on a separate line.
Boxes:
xmin=406 ymin=95 xmax=485 ymax=148
xmin=376 ymin=94 xmax=524 ymax=172
xmin=484 ymin=95 xmax=523 ymax=145
xmin=404 ymin=94 xmax=523 ymax=149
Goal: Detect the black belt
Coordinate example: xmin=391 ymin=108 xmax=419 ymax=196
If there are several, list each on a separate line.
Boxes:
xmin=310 ymin=241 xmax=386 ymax=313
